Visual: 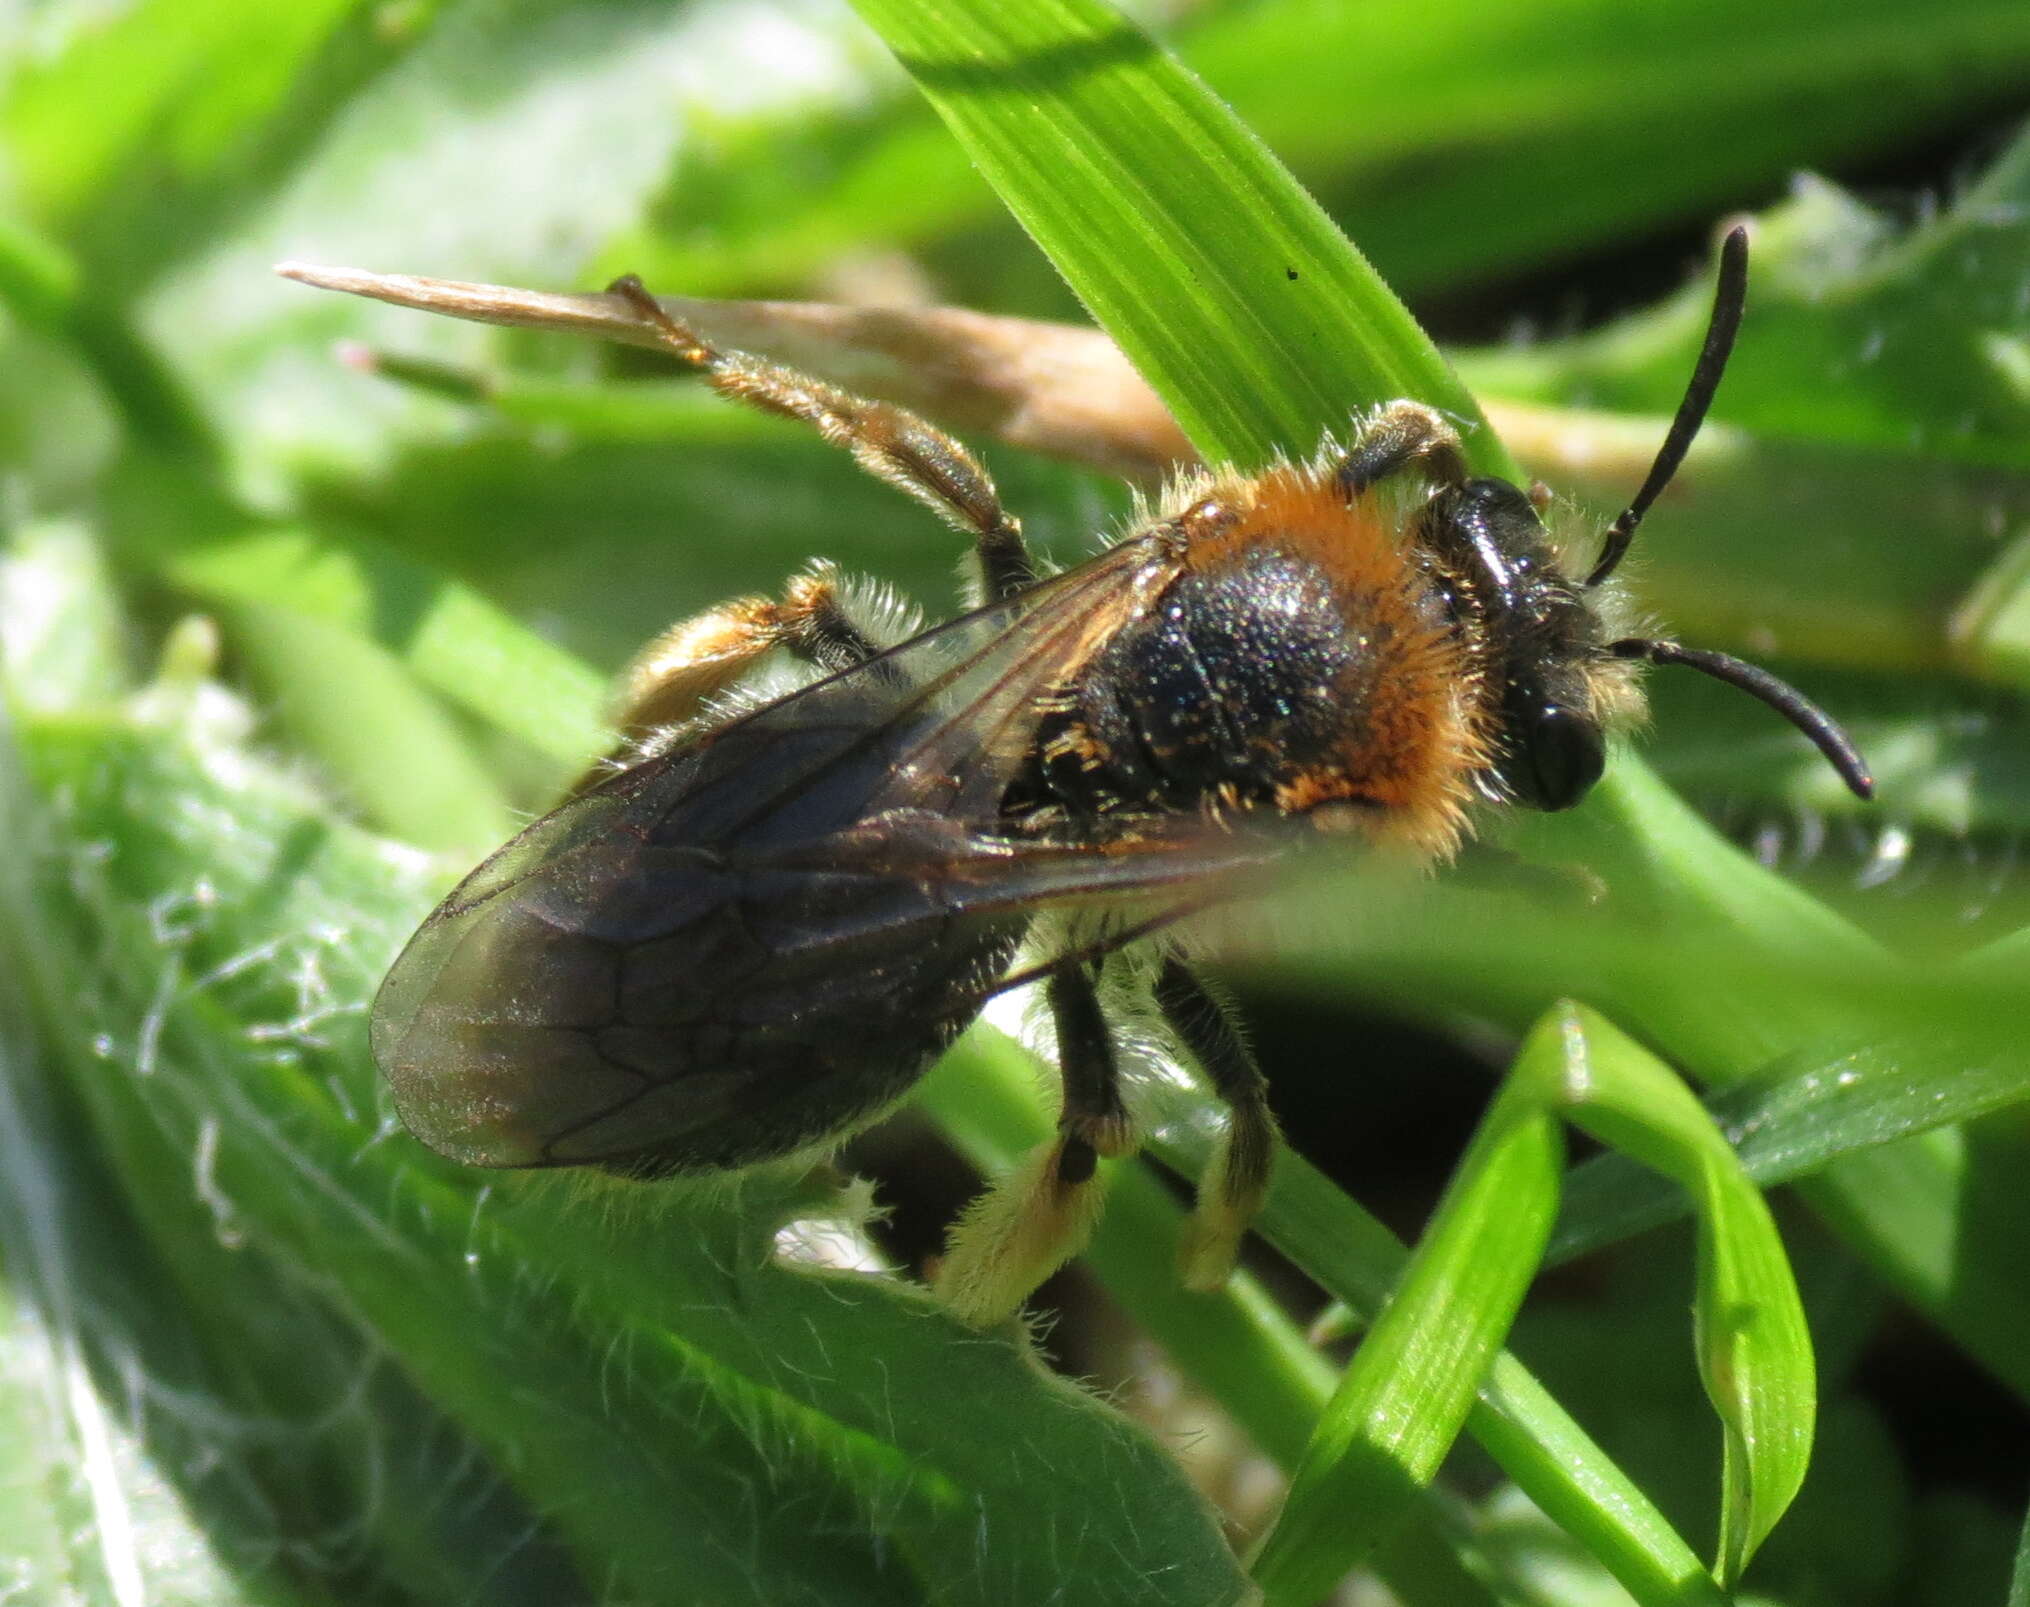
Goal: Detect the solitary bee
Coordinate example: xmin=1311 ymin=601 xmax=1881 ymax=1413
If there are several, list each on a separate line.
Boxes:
xmin=372 ymin=228 xmax=1871 ymax=1324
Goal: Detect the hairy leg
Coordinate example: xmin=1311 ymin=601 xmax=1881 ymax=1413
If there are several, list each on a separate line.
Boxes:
xmin=934 ymin=964 xmax=1137 ymax=1326
xmin=609 ymin=275 xmax=1036 ymax=601
xmin=574 ymin=564 xmax=899 ymax=795
xmin=1153 ymin=958 xmax=1280 ymax=1291
xmin=1336 ymin=399 xmax=1469 ymax=498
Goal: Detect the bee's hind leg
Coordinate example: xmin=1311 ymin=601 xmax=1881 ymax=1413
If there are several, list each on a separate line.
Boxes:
xmin=576 ymin=564 xmax=893 ymax=796
xmin=934 ymin=964 xmax=1137 ymax=1327
xmin=1153 ymin=958 xmax=1280 ymax=1291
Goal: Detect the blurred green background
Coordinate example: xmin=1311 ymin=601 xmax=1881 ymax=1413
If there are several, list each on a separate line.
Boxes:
xmin=2 ymin=0 xmax=2029 ymax=1603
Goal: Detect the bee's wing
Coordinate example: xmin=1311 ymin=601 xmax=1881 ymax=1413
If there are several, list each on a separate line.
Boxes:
xmin=372 ymin=538 xmax=1271 ymax=1168
xmin=631 ymin=533 xmax=1166 ymax=845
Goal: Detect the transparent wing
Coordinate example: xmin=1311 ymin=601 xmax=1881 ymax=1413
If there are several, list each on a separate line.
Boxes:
xmin=372 ymin=539 xmax=1275 ymax=1169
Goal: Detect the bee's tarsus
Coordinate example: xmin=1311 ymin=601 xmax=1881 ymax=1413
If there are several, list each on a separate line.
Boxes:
xmin=607 ymin=273 xmax=716 ymax=366
xmin=934 ymin=1135 xmax=1110 ymax=1328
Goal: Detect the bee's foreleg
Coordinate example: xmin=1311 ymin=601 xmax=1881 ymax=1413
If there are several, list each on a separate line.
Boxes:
xmin=933 ymin=964 xmax=1136 ymax=1327
xmin=1336 ymin=399 xmax=1469 ymax=497
xmin=607 ymin=275 xmax=1035 ymax=603
xmin=1153 ymin=958 xmax=1280 ymax=1292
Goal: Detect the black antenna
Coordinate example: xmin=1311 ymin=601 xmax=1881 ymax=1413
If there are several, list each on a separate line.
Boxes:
xmin=1607 ymin=638 xmax=1875 ymax=799
xmin=1585 ymin=225 xmax=1750 ymax=589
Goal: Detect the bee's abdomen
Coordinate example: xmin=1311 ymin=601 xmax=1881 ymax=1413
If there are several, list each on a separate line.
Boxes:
xmin=376 ymin=837 xmax=1025 ymax=1176
xmin=1023 ymin=547 xmax=1362 ymax=819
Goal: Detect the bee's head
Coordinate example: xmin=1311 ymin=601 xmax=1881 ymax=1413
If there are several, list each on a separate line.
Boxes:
xmin=1418 ymin=475 xmax=1614 ymax=811
xmin=1434 ymin=226 xmax=1873 ymax=813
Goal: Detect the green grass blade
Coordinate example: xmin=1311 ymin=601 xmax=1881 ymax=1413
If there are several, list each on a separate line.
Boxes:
xmin=1133 ymin=1045 xmax=1725 ymax=1607
xmin=1554 ymin=1027 xmax=2030 ymax=1263
xmin=1249 ymin=1018 xmax=1564 ymax=1603
xmin=1231 ymin=999 xmax=1811 ymax=1598
xmin=165 ymin=524 xmax=608 ymax=771
xmin=1559 ymin=1006 xmax=1815 ymax=1586
xmin=221 ymin=599 xmax=513 ymax=853
xmin=845 ymin=0 xmax=1503 ymax=477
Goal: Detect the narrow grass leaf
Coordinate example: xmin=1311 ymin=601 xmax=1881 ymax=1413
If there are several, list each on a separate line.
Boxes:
xmin=1249 ymin=1013 xmax=1564 ymax=1603
xmin=1557 ymin=1005 xmax=1814 ymax=1585
xmin=844 ymin=0 xmax=1504 ymax=477
xmin=223 ymin=600 xmax=512 ymax=853
xmin=1554 ymin=1029 xmax=2030 ymax=1263
xmin=1145 ymin=1092 xmax=1731 ymax=1607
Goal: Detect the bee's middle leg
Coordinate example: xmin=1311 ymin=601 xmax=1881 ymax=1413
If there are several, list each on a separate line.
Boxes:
xmin=934 ymin=964 xmax=1137 ymax=1327
xmin=1153 ymin=957 xmax=1280 ymax=1291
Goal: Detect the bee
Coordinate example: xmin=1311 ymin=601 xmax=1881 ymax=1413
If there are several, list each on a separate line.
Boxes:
xmin=371 ymin=227 xmax=1871 ymax=1324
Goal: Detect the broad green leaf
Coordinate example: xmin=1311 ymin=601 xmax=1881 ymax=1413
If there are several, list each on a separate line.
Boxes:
xmin=0 ymin=680 xmax=1250 ymax=1606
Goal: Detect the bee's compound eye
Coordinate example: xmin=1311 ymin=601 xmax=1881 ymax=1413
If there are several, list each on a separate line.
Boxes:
xmin=1514 ymin=703 xmax=1605 ymax=812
